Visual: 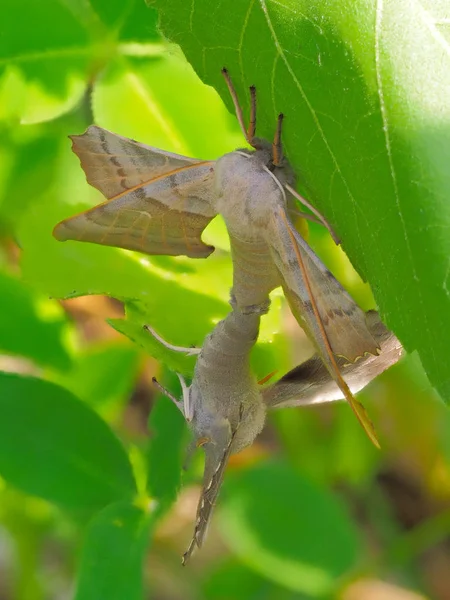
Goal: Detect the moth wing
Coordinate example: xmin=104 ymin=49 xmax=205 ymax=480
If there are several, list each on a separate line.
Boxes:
xmin=69 ymin=125 xmax=209 ymax=198
xmin=263 ymin=311 xmax=403 ymax=408
xmin=267 ymin=206 xmax=380 ymax=446
xmin=268 ymin=206 xmax=378 ymax=361
xmin=182 ymin=423 xmax=233 ymax=565
xmin=53 ymin=126 xmax=217 ymax=258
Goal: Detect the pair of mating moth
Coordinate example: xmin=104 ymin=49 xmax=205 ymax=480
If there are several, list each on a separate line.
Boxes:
xmin=53 ymin=69 xmax=403 ymax=563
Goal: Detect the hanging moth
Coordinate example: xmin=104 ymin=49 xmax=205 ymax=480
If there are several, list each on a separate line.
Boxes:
xmin=146 ymin=298 xmax=269 ymax=564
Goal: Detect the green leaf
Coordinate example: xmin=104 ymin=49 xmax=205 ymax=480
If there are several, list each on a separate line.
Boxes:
xmin=0 ymin=126 xmax=61 ymax=232
xmin=0 ymin=0 xmax=90 ymax=123
xmin=56 ymin=342 xmax=140 ymax=410
xmin=0 ymin=271 xmax=71 ymax=370
xmin=1 ymin=0 xmax=160 ymax=124
xmin=109 ymin=301 xmax=199 ymax=377
xmin=146 ymin=373 xmax=187 ymax=505
xmin=203 ymin=559 xmax=313 ymax=600
xmin=151 ymin=0 xmax=450 ymax=400
xmin=90 ymin=0 xmax=160 ymax=43
xmin=0 ymin=372 xmax=136 ymax=510
xmin=75 ymin=501 xmax=154 ymax=600
xmin=219 ymin=461 xmax=361 ymax=596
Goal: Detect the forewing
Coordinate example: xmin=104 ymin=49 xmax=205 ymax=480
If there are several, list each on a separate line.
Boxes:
xmin=267 ymin=206 xmax=380 ymax=446
xmin=263 ymin=311 xmax=403 ymax=408
xmin=54 ymin=126 xmax=217 ymax=258
xmin=69 ymin=125 xmax=206 ymax=198
xmin=268 ymin=207 xmax=378 ymax=362
xmin=182 ymin=432 xmax=234 ymax=565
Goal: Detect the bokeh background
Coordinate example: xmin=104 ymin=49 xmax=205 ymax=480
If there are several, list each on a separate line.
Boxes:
xmin=1 ymin=1 xmax=450 ymax=599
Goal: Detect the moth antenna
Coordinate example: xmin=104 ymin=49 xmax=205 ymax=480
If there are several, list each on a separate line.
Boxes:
xmin=285 ymin=184 xmax=341 ymax=245
xmin=151 ymin=377 xmax=185 ymax=416
xmin=247 ymin=85 xmax=257 ymax=144
xmin=176 ymin=372 xmax=193 ymax=421
xmin=143 ymin=324 xmax=200 ymax=356
xmin=221 ymin=67 xmax=256 ymax=148
xmin=272 ymin=113 xmax=284 ymax=166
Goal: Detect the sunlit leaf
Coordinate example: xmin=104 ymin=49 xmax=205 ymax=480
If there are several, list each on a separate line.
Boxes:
xmin=1 ymin=0 xmax=160 ymax=124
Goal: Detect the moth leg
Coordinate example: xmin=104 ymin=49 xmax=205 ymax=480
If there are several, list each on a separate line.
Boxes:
xmin=152 ymin=377 xmax=184 ymax=413
xmin=143 ymin=324 xmax=201 ymax=356
xmin=152 ymin=373 xmax=193 ymax=422
xmin=285 ymin=183 xmax=341 ymax=245
xmin=176 ymin=372 xmax=193 ymax=421
xmin=272 ymin=113 xmax=284 ymax=166
xmin=221 ymin=68 xmax=257 ymax=147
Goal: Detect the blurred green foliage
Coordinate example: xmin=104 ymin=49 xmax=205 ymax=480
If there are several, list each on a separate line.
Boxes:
xmin=0 ymin=1 xmax=449 ymax=600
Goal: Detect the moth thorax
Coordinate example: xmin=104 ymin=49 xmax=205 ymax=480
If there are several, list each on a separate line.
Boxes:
xmin=215 ymin=152 xmax=287 ymax=233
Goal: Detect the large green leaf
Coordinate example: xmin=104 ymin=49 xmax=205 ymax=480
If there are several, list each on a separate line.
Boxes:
xmin=0 ymin=372 xmax=136 ymax=510
xmin=75 ymin=501 xmax=154 ymax=600
xmin=151 ymin=0 xmax=450 ymax=400
xmin=145 ymin=374 xmax=187 ymax=505
xmin=219 ymin=461 xmax=361 ymax=596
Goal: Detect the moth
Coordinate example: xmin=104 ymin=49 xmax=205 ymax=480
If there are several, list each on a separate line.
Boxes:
xmin=148 ymin=304 xmax=402 ymax=564
xmin=53 ymin=69 xmax=393 ymax=446
xmin=147 ymin=297 xmax=269 ymax=564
